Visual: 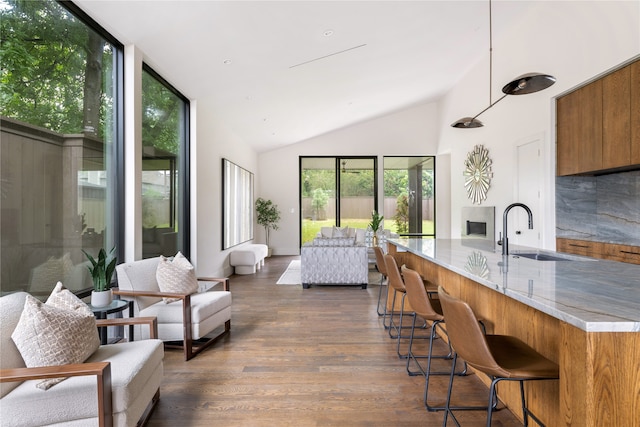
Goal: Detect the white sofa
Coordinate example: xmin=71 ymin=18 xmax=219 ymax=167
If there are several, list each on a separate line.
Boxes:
xmin=0 ymin=291 xmax=164 ymax=427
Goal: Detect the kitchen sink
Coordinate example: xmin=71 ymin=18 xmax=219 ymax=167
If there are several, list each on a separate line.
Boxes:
xmin=511 ymin=253 xmax=573 ymax=262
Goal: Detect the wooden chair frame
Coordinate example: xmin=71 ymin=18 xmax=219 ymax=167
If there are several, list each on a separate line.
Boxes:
xmin=0 ymin=317 xmax=159 ymax=427
xmin=114 ymin=277 xmax=231 ymax=361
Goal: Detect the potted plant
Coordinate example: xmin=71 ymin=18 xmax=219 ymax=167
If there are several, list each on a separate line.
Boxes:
xmin=369 ymin=210 xmax=384 ymax=246
xmin=256 ymin=197 xmax=281 ymax=256
xmin=83 ymin=247 xmax=117 ymax=307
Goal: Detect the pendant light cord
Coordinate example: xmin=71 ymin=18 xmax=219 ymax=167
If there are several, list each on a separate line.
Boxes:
xmin=489 ymin=0 xmax=492 ymax=106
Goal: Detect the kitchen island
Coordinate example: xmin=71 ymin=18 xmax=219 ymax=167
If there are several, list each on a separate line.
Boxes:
xmin=388 ymin=238 xmax=640 ymax=426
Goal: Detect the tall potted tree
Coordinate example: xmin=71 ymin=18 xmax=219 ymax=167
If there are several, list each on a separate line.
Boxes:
xmin=256 ymin=197 xmax=281 ymax=256
xmin=83 ymin=247 xmax=117 ymax=307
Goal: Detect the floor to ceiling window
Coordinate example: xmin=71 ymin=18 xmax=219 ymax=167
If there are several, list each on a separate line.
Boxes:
xmin=300 ymin=157 xmax=377 ymax=244
xmin=0 ymin=0 xmax=123 ymax=297
xmin=383 ymin=156 xmax=435 ymax=237
xmin=141 ymin=65 xmax=190 ymax=259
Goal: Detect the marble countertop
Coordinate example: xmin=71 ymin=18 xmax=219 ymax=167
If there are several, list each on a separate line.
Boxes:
xmin=389 ymin=238 xmax=640 ymax=333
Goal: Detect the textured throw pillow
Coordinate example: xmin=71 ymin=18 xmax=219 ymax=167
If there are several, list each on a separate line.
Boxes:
xmin=332 ymin=226 xmax=349 ymax=238
xmin=11 ymin=282 xmax=100 ymax=390
xmin=156 ymin=251 xmax=199 ymax=303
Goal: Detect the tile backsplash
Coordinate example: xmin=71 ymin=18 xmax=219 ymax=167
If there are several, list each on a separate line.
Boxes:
xmin=556 ymin=170 xmax=640 ymax=246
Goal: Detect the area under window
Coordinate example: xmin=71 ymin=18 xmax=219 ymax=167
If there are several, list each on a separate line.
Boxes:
xmin=0 ymin=0 xmax=123 ymax=297
xmin=141 ymin=65 xmax=190 ymax=259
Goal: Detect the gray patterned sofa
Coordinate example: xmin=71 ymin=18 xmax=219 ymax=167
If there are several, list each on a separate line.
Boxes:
xmin=300 ymin=237 xmax=369 ymax=289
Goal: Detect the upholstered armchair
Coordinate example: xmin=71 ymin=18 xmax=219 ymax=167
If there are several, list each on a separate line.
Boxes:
xmin=0 ymin=291 xmax=164 ymax=427
xmin=114 ymin=256 xmax=232 ymax=361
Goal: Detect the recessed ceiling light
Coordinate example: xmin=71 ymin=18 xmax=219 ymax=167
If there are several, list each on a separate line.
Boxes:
xmin=323 ymin=29 xmax=334 ymax=37
xmin=223 ymin=59 xmax=232 ymax=65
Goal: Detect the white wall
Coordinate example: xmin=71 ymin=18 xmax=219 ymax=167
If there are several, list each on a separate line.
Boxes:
xmin=192 ymin=101 xmax=257 ymax=277
xmin=436 ymin=0 xmax=640 ymax=247
xmin=257 ymin=102 xmax=441 ymax=255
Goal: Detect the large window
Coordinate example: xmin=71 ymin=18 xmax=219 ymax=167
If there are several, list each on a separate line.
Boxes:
xmin=141 ymin=66 xmax=189 ymax=259
xmin=383 ymin=156 xmax=435 ymax=237
xmin=300 ymin=157 xmax=377 ymax=244
xmin=1 ymin=0 xmax=123 ymax=297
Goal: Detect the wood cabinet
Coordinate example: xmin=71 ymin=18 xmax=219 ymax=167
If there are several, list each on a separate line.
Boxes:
xmin=556 ymin=238 xmax=640 ymax=265
xmin=602 ymin=65 xmax=631 ymax=168
xmin=631 ymin=60 xmax=640 ymax=164
xmin=557 ymin=58 xmax=640 ymax=176
xmin=557 ymin=80 xmax=602 ymax=175
xmin=556 ymin=238 xmax=603 ymax=258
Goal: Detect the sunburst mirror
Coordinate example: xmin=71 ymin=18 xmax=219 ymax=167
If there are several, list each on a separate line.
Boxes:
xmin=463 ymin=144 xmax=493 ymax=205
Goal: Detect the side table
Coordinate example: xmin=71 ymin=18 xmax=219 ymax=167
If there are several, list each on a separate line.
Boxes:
xmin=89 ymin=299 xmax=134 ymax=345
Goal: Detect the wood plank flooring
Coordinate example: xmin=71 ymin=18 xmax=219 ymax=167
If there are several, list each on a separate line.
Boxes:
xmin=147 ymin=255 xmax=522 ymax=426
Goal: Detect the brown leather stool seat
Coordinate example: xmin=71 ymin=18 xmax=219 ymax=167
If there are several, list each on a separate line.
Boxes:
xmin=438 ymin=286 xmax=559 ymax=427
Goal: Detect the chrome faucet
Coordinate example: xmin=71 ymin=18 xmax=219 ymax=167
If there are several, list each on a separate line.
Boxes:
xmin=500 ymin=203 xmax=533 ymax=256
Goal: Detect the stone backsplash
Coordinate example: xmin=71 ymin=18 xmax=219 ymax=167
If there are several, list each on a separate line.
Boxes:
xmin=556 ymin=170 xmax=640 ymax=246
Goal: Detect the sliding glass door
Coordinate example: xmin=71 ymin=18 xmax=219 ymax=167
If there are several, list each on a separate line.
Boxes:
xmin=383 ymin=156 xmax=435 ymax=237
xmin=300 ymin=157 xmax=377 ymax=244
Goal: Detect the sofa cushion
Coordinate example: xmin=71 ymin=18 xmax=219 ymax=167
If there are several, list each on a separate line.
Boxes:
xmin=116 ymin=257 xmax=163 ymax=312
xmin=312 ymin=237 xmax=355 ymax=247
xmin=0 ymin=292 xmax=28 ymax=398
xmin=0 ymin=339 xmax=164 ymax=427
xmin=11 ymin=283 xmax=100 ymax=389
xmin=332 ymin=226 xmax=349 ymax=237
xmin=156 ymin=251 xmax=199 ymax=303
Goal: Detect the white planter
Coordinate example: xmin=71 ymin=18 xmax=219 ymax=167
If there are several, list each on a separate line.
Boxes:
xmin=91 ymin=290 xmax=113 ymax=307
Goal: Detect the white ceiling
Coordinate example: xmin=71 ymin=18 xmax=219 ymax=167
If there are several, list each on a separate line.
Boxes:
xmin=75 ymin=0 xmax=535 ymax=153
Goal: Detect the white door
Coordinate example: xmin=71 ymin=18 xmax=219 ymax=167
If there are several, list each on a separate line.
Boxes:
xmin=512 ymin=136 xmax=541 ymax=248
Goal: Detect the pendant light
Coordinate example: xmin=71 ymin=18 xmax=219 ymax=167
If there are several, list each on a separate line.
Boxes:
xmin=451 ymin=0 xmax=556 ymax=128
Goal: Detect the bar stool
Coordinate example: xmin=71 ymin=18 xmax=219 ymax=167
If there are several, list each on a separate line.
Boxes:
xmin=383 ymin=254 xmax=416 ymax=357
xmin=402 ymin=266 xmax=467 ymax=412
xmin=437 ymin=286 xmax=560 ymax=427
xmin=373 ymin=246 xmax=389 ymax=318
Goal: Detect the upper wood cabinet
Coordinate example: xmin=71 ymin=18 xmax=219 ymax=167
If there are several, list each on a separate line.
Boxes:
xmin=602 ymin=65 xmax=631 ymax=169
xmin=557 ymin=58 xmax=640 ymax=176
xmin=557 ymin=80 xmax=603 ymax=175
xmin=631 ymin=60 xmax=640 ymax=164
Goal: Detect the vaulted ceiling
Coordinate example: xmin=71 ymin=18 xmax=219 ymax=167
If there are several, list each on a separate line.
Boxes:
xmin=75 ymin=0 xmax=535 ymax=152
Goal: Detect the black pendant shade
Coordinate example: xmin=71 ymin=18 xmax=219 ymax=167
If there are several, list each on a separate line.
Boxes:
xmin=502 ymin=73 xmax=556 ymax=95
xmin=451 ymin=117 xmax=484 ymax=128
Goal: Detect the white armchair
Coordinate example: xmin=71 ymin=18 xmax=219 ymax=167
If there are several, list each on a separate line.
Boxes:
xmin=114 ymin=257 xmax=232 ymax=361
xmin=0 ymin=291 xmax=164 ymax=427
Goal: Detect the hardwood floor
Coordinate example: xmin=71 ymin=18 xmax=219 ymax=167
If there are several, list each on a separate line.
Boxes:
xmin=147 ymin=255 xmax=522 ymax=426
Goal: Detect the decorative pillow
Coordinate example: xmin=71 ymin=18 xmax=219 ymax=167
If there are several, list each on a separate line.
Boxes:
xmin=332 ymin=226 xmax=349 ymax=238
xmin=11 ymin=283 xmax=100 ymax=390
xmin=320 ymin=227 xmax=334 ymax=238
xmin=156 ymin=251 xmax=199 ymax=303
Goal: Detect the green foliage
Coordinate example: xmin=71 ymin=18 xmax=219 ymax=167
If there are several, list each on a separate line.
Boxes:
xmin=384 ymin=169 xmax=434 ymax=199
xmin=142 ymin=70 xmax=181 ymax=154
xmin=369 ymin=210 xmax=384 ymax=232
xmin=0 ymin=0 xmax=113 ymax=136
xmin=311 ymin=188 xmax=329 ymax=216
xmin=394 ymin=194 xmax=409 ymax=234
xmin=82 ymin=247 xmax=117 ymax=292
xmin=256 ymin=198 xmax=281 ymax=246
